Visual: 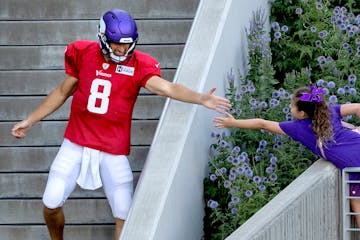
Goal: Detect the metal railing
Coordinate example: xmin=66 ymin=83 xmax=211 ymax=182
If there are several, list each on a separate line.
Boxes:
xmin=342 ymin=167 xmax=360 ymax=240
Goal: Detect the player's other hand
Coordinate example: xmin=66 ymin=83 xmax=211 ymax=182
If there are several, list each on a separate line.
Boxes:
xmin=11 ymin=119 xmax=32 ymax=139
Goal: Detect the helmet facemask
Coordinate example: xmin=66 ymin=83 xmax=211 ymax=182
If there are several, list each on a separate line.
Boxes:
xmin=98 ymin=9 xmax=138 ymax=63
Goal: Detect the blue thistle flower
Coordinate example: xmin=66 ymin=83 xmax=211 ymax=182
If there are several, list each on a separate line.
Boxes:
xmin=259 ymin=139 xmax=267 ymax=147
xmin=270 ymin=156 xmax=278 ymax=164
xmin=274 ymin=31 xmax=282 ymax=39
xmin=295 ymin=8 xmax=303 ymax=15
xmin=340 ymin=6 xmax=348 ymax=14
xmin=226 ymin=156 xmax=234 ymax=163
xmin=348 ymin=74 xmax=357 ymax=85
xmin=327 ymin=81 xmax=336 ymax=89
xmin=237 ymin=155 xmax=246 ymax=163
xmin=232 ymin=157 xmax=241 ymax=166
xmin=342 ymin=42 xmax=350 ymax=49
xmin=266 ymin=166 xmax=274 ymax=174
xmin=245 ymin=190 xmax=253 ymax=198
xmin=245 ymin=169 xmax=254 ymax=178
xmin=260 ymin=101 xmax=268 ymax=108
xmin=316 ymin=79 xmax=326 ymax=87
xmin=318 ymin=30 xmax=328 ymax=38
xmin=240 ymin=152 xmax=249 ymax=158
xmin=235 ymin=92 xmax=243 ymax=101
xmin=210 ymin=174 xmax=217 ymax=181
xmin=286 ymin=113 xmax=293 ymax=121
xmin=229 ymin=173 xmax=237 ymax=181
xmin=322 ymin=87 xmax=330 ymax=95
xmin=232 ymin=146 xmax=241 ymax=155
xmin=231 ymin=208 xmax=238 ymax=214
xmin=259 ymin=184 xmax=266 ymax=192
xmin=337 ymin=88 xmax=346 ymax=95
xmin=249 ymin=98 xmax=258 ymax=107
xmin=230 ymin=186 xmax=239 ymax=194
xmin=326 ymin=56 xmax=333 ymax=62
xmin=231 ymin=196 xmax=240 ymax=204
xmin=224 ymin=180 xmax=231 ymax=188
xmin=235 ymin=109 xmax=242 ymax=115
xmin=271 ymin=22 xmax=280 ymax=31
xmin=219 ymin=140 xmax=228 ymax=147
xmin=281 ymin=25 xmax=289 ymax=32
xmin=317 ymin=56 xmax=326 ymax=65
xmin=262 ymin=177 xmax=269 ymax=183
xmin=282 ymin=106 xmax=290 ymax=113
xmin=270 ymin=173 xmax=278 ymax=181
xmin=210 ymin=131 xmax=217 ymax=138
xmin=236 ymin=167 xmax=245 ymax=175
xmin=272 ymin=90 xmax=280 ymax=98
xmin=207 ymin=200 xmax=219 ymax=209
xmin=248 ymin=85 xmax=256 ymax=93
xmin=269 ymin=98 xmax=280 ymax=108
xmin=253 ymin=175 xmax=262 ymax=184
xmin=349 ymin=88 xmax=357 ymax=95
xmin=329 ymin=95 xmax=338 ymax=103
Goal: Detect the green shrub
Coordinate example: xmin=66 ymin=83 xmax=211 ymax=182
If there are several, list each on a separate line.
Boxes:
xmin=204 ymin=1 xmax=360 ymax=239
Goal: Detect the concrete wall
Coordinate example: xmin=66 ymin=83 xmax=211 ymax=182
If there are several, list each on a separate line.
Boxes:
xmin=120 ymin=0 xmax=270 ymax=239
xmin=226 ymin=160 xmax=341 ymax=240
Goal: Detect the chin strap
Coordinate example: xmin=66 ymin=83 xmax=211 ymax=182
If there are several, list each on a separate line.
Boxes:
xmin=98 ymin=32 xmax=137 ymax=63
xmin=108 ymin=41 xmax=136 ymax=63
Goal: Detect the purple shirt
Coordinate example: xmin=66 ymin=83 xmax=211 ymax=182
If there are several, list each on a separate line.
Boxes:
xmin=279 ymin=104 xmax=360 ymax=170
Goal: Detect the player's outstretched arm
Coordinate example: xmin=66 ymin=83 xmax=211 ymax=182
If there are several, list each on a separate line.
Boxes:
xmin=11 ymin=76 xmax=78 ymax=138
xmin=145 ymin=76 xmax=231 ymax=113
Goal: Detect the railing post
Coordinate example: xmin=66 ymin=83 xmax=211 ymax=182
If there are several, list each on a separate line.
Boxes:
xmin=342 ymin=167 xmax=360 ymax=240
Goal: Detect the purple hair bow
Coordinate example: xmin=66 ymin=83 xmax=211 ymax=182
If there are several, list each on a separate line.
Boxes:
xmin=298 ymin=84 xmax=324 ymax=103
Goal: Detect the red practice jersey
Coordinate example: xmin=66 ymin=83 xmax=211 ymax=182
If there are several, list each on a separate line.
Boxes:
xmin=63 ymin=40 xmax=161 ymax=155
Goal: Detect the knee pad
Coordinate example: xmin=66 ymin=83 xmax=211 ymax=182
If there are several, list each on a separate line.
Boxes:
xmin=110 ymin=183 xmax=133 ymax=220
xmin=42 ymin=177 xmax=66 ymax=209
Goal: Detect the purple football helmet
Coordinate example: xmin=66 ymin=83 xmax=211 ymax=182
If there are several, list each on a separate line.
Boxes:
xmin=98 ymin=9 xmax=138 ymax=63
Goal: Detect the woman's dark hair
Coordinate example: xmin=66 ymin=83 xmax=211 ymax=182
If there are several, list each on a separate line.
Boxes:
xmin=293 ymin=86 xmax=333 ymax=146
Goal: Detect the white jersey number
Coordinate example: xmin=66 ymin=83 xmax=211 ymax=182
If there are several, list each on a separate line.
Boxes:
xmin=87 ymin=79 xmax=111 ymax=114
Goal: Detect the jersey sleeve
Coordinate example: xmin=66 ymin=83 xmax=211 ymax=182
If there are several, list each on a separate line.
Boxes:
xmin=137 ymin=53 xmax=161 ymax=88
xmin=279 ymin=119 xmax=320 ymax=156
xmin=64 ymin=42 xmax=80 ymax=78
xmin=279 ymin=121 xmax=303 ymax=141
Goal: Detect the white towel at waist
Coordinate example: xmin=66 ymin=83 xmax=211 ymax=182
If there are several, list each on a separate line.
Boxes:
xmin=76 ymin=147 xmax=102 ymax=190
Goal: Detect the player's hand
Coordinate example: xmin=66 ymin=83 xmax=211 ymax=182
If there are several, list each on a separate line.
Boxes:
xmin=213 ymin=112 xmax=235 ymax=128
xmin=200 ymin=88 xmax=231 ymax=114
xmin=11 ymin=119 xmax=32 ymax=138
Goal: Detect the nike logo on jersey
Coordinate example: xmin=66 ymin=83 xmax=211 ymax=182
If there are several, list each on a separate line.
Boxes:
xmin=116 ymin=65 xmax=135 ymax=76
xmin=155 ymin=63 xmax=160 ymax=68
